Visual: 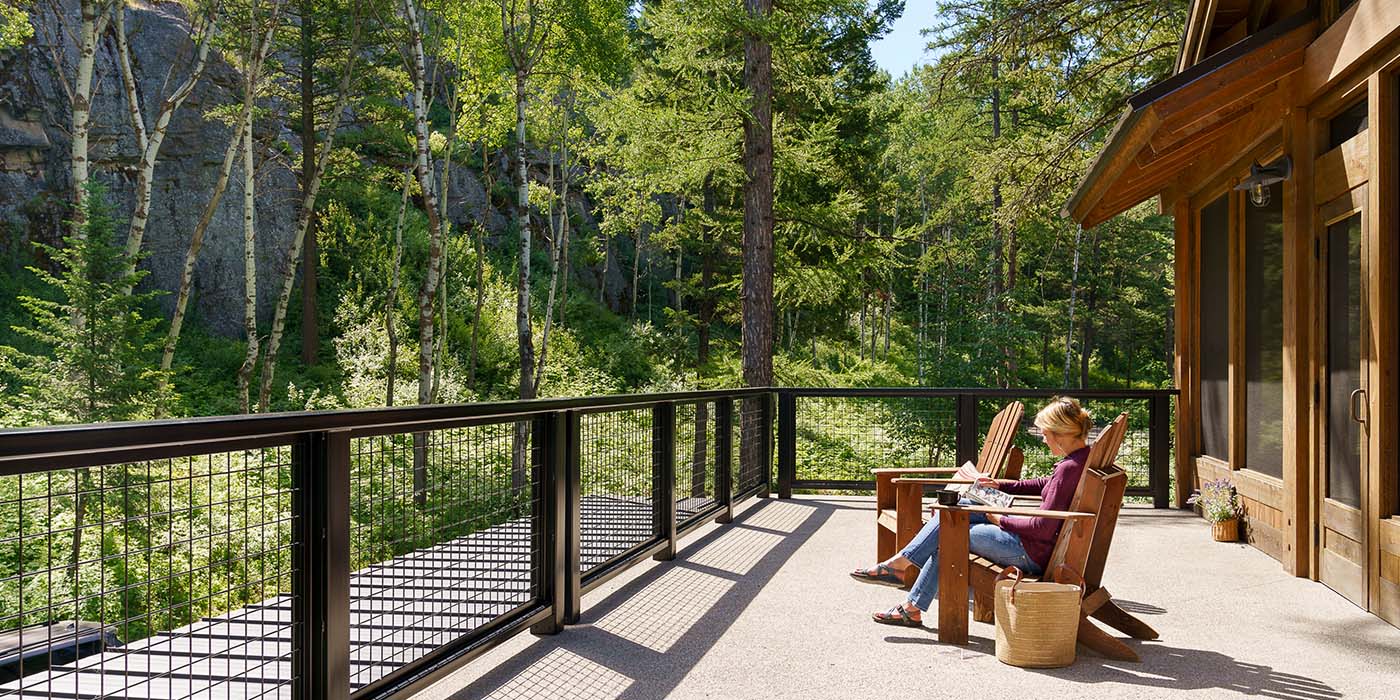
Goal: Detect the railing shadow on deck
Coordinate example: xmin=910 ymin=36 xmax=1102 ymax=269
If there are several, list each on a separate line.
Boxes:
xmin=443 ymin=497 xmax=854 ymax=700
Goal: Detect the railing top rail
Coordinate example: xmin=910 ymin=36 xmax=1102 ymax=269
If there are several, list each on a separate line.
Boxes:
xmin=0 ymin=387 xmax=772 ymax=467
xmin=779 ymin=387 xmax=1179 ymax=399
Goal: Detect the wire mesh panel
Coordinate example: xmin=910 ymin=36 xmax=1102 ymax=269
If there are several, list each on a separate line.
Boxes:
xmin=673 ymin=402 xmax=717 ymax=526
xmin=346 ymin=421 xmax=539 ymax=692
xmin=793 ymin=395 xmax=957 ymax=483
xmin=0 ymin=448 xmax=297 ymax=699
xmin=986 ymin=397 xmax=1157 ymax=494
xmin=735 ymin=397 xmax=768 ymax=496
xmin=577 ymin=409 xmax=654 ymax=576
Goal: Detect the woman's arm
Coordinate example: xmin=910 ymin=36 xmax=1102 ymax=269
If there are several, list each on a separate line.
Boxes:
xmin=997 ymin=475 xmax=1049 ymax=496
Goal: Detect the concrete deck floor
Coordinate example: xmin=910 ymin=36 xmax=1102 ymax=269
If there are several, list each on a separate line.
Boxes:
xmin=414 ymin=496 xmax=1400 ymax=700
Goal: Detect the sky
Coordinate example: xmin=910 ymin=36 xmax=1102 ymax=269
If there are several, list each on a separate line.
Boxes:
xmin=870 ymin=0 xmax=940 ymax=79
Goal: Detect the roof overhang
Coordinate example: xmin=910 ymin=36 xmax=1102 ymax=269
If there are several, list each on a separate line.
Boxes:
xmin=1065 ymin=11 xmax=1316 ymax=229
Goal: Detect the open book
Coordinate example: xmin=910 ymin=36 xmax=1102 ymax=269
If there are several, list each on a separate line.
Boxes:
xmin=950 ymin=462 xmax=1016 ymax=509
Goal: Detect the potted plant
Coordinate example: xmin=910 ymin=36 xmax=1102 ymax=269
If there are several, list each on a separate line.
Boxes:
xmin=1189 ymin=478 xmax=1243 ymax=542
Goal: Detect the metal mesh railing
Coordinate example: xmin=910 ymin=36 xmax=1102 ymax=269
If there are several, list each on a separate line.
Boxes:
xmin=735 ymin=397 xmax=769 ymax=496
xmin=674 ymin=402 xmax=717 ymax=527
xmin=0 ymin=448 xmax=297 ymax=699
xmin=577 ymin=409 xmax=655 ymax=576
xmin=984 ymin=397 xmax=1155 ymax=493
xmin=346 ymin=421 xmax=539 ymax=692
xmin=792 ymin=396 xmax=958 ymax=482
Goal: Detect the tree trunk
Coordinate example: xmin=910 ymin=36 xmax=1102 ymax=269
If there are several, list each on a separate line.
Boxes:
xmin=300 ymin=2 xmax=318 ymax=365
xmin=631 ymin=195 xmax=644 ymax=319
xmin=160 ymin=5 xmax=278 ymax=411
xmin=256 ymin=8 xmax=359 ymax=411
xmin=387 ymin=170 xmax=410 ymax=407
xmin=469 ymin=141 xmax=491 ymax=390
xmin=740 ymin=0 xmax=775 ymax=482
xmin=535 ymin=138 xmax=565 ymax=393
xmin=697 ymin=178 xmax=716 ymax=369
xmin=70 ymin=0 xmax=113 ymax=237
xmin=1063 ymin=224 xmax=1083 ymax=389
xmin=237 ymin=100 xmax=258 ymax=414
xmin=511 ymin=65 xmax=537 ymax=494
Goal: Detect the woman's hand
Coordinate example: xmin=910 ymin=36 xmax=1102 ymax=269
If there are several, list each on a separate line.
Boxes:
xmin=975 ymin=477 xmax=999 ymax=489
xmin=985 ymin=513 xmax=1001 ymax=526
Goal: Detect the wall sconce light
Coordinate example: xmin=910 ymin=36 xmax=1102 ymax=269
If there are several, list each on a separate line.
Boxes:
xmin=1233 ymin=156 xmax=1293 ymax=208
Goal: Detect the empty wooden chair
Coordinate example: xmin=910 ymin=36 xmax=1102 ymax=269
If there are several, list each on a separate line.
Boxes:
xmin=872 ymin=401 xmax=1024 ymax=586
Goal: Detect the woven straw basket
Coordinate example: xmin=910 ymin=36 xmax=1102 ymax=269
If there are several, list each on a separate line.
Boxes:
xmin=993 ymin=566 xmax=1083 ymax=668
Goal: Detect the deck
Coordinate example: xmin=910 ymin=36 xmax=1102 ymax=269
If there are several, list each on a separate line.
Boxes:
xmin=417 ymin=496 xmax=1400 ymax=700
xmin=0 ymin=495 xmax=714 ymax=700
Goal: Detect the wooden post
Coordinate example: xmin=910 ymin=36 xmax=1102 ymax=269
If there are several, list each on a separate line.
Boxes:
xmin=1283 ymin=102 xmax=1316 ymax=577
xmin=1173 ymin=197 xmax=1197 ymax=508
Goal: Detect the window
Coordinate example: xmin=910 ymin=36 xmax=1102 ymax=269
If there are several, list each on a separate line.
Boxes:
xmin=1243 ymin=183 xmax=1284 ymax=477
xmin=1199 ymin=194 xmax=1230 ymax=461
xmin=1329 ymin=99 xmax=1368 ymax=149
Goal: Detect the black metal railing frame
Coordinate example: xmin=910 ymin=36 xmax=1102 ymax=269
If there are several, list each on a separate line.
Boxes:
xmin=0 ymin=385 xmax=1171 ymax=700
xmin=774 ymin=387 xmax=1177 ymax=507
xmin=0 ymin=388 xmax=774 ymax=700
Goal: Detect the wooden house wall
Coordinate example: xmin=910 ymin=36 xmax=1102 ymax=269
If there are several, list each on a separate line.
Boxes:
xmin=1167 ymin=0 xmax=1400 ymax=628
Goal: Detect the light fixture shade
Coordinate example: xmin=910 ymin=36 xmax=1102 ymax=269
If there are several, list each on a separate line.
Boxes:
xmin=1234 ymin=156 xmax=1293 ymax=192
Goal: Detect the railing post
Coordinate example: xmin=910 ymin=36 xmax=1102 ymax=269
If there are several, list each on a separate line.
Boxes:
xmin=760 ymin=392 xmax=774 ymax=498
xmin=956 ymin=394 xmax=980 ymax=468
xmin=292 ymin=430 xmax=351 ymax=700
xmin=654 ymin=401 xmax=677 ymax=561
xmin=563 ymin=410 xmax=582 ymax=624
xmin=531 ymin=412 xmax=566 ymax=635
xmin=777 ymin=391 xmax=796 ymax=498
xmin=1149 ymin=394 xmax=1171 ymax=509
xmin=715 ymin=398 xmax=734 ymax=523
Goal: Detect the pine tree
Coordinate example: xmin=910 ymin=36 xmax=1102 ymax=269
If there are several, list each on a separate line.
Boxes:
xmin=0 ymin=184 xmax=168 ymax=426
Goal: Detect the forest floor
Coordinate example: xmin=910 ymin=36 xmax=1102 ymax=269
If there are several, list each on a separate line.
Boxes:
xmin=422 ymin=496 xmax=1400 ymax=700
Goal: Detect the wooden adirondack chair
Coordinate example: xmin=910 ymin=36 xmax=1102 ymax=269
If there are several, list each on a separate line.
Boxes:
xmin=872 ymin=401 xmax=1025 ymax=587
xmin=960 ymin=412 xmax=1158 ymax=662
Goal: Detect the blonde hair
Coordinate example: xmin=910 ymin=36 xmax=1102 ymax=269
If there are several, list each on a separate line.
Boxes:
xmin=1034 ymin=396 xmax=1093 ymax=441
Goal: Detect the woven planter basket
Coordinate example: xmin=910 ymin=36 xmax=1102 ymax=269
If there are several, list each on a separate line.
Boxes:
xmin=994 ymin=567 xmax=1083 ymax=668
xmin=1212 ymin=518 xmax=1239 ymax=542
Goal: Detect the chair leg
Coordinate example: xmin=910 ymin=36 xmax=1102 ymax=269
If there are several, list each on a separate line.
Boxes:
xmin=1091 ymin=600 xmax=1160 ymax=640
xmin=973 ymin=590 xmax=994 ymax=623
xmin=1076 ymin=617 xmax=1139 ymax=662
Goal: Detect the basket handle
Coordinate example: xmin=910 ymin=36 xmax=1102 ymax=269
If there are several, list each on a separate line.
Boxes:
xmin=1050 ymin=564 xmax=1086 ymax=592
xmin=996 ymin=566 xmax=1025 ymax=604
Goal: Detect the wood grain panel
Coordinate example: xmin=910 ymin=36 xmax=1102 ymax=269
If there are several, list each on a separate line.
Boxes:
xmin=1303 ymin=0 xmax=1400 ymax=100
xmin=1314 ymin=133 xmax=1370 ymax=203
xmin=1374 ymin=576 xmax=1400 ymax=628
xmin=1246 ymin=517 xmax=1284 ymax=561
xmin=1325 ymin=499 xmax=1366 ymax=542
xmin=1382 ymin=550 xmax=1400 ymax=582
xmin=1320 ymin=548 xmax=1368 ymax=605
xmin=1243 ymin=496 xmax=1283 ymax=529
xmin=1325 ymin=527 xmax=1365 ymax=563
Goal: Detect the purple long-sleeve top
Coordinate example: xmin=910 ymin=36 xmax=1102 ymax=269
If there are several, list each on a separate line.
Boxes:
xmin=996 ymin=445 xmax=1090 ymax=570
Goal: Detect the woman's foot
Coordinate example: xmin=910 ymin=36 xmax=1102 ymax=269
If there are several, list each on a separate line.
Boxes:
xmin=872 ymin=603 xmax=922 ymax=627
xmin=850 ymin=563 xmax=905 ymax=587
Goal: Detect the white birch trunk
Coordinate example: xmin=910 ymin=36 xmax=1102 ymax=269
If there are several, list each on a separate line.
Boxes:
xmin=70 ymin=0 xmax=112 ymax=236
xmin=116 ymin=6 xmax=217 ymax=289
xmin=237 ymin=100 xmax=258 ymax=413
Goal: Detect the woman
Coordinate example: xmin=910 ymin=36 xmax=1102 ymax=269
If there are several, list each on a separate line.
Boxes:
xmin=850 ymin=396 xmax=1093 ymax=626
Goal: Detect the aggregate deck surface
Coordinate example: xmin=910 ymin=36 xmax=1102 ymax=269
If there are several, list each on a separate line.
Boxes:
xmin=420 ymin=496 xmax=1400 ymax=700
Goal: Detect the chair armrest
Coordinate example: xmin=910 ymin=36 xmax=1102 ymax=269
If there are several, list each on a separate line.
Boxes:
xmin=871 ymin=467 xmax=957 ymax=476
xmin=890 ymin=478 xmax=973 ymax=486
xmin=928 ymin=503 xmax=1094 ymax=520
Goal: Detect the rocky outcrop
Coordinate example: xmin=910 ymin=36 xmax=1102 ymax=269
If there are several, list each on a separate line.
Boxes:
xmin=0 ymin=0 xmax=295 ymax=336
xmin=1 ymin=1 xmax=629 ymax=337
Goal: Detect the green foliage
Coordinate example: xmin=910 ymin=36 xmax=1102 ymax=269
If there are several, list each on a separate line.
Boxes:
xmin=0 ymin=1 xmax=32 ymax=51
xmin=0 ymin=185 xmax=168 ymax=425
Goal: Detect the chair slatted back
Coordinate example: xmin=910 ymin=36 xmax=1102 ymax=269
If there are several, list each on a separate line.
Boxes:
xmin=1082 ymin=412 xmax=1129 ymax=589
xmin=976 ymin=401 xmax=1024 ymax=477
xmin=1043 ymin=412 xmax=1129 ymax=582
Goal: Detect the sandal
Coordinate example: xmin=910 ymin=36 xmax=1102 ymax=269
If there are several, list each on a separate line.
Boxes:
xmin=872 ymin=604 xmax=922 ymax=627
xmin=850 ymin=564 xmax=904 ymax=588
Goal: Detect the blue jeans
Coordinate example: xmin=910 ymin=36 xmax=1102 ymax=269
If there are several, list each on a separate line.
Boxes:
xmin=899 ymin=499 xmax=1042 ymax=611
